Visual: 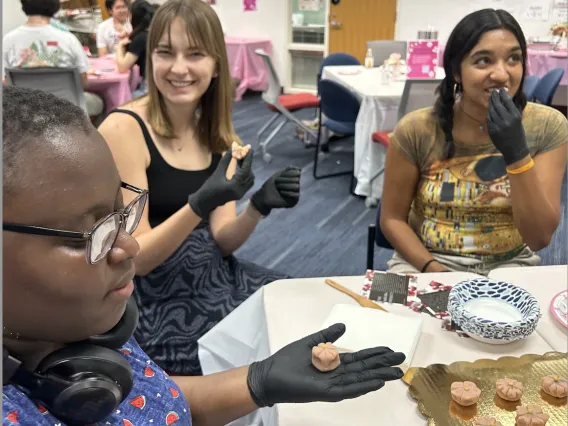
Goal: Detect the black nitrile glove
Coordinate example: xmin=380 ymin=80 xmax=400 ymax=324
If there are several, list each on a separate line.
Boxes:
xmin=246 ymin=323 xmax=406 ymax=407
xmin=487 ymin=89 xmax=530 ymax=166
xmin=188 ymin=149 xmax=255 ymax=218
xmin=250 ymin=167 xmax=301 ymax=216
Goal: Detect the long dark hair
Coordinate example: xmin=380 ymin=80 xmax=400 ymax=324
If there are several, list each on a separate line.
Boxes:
xmin=434 ymin=9 xmax=528 ymax=158
xmin=129 ymin=0 xmax=158 ymax=41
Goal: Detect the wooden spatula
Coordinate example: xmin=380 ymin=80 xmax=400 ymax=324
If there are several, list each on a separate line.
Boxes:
xmin=325 ymin=279 xmax=388 ymax=312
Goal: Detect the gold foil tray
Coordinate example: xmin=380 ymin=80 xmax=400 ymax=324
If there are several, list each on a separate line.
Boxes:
xmin=407 ymin=352 xmax=568 ymax=425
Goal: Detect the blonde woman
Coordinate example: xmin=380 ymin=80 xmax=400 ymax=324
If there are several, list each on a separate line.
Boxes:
xmin=98 ymin=0 xmax=301 ymax=376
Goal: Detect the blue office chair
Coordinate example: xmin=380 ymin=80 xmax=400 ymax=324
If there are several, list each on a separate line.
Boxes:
xmin=522 ymin=75 xmax=540 ymax=101
xmin=366 ymin=200 xmax=393 ymax=270
xmin=317 ymin=53 xmax=361 ymax=86
xmin=313 ymin=53 xmax=360 ymax=120
xmin=533 ymin=68 xmax=565 ymax=106
xmin=313 ymin=79 xmax=361 ymax=189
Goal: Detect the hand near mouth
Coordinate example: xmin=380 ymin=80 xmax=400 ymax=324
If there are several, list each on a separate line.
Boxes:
xmin=487 ymin=89 xmax=529 ymax=166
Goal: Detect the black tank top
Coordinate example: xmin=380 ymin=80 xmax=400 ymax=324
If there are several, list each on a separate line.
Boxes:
xmin=109 ymin=109 xmax=222 ymax=228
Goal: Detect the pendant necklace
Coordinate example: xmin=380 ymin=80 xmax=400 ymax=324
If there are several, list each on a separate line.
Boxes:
xmin=460 ymin=103 xmax=486 ymax=132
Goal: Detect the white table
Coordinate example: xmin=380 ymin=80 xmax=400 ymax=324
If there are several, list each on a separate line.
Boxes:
xmin=198 ymin=269 xmax=564 ymax=425
xmin=321 ymin=65 xmax=445 ymax=205
xmin=488 ymin=265 xmax=567 ymax=352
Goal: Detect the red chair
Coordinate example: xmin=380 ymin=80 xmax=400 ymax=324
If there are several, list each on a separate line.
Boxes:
xmin=371 ymin=132 xmax=391 ymax=184
xmin=255 ymin=49 xmax=320 ymax=163
xmin=364 ymin=79 xmax=443 ymax=207
xmin=371 ymin=131 xmax=390 ymax=148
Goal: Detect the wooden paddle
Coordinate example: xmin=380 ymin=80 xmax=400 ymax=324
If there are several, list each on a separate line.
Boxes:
xmin=325 ymin=279 xmax=388 ymax=312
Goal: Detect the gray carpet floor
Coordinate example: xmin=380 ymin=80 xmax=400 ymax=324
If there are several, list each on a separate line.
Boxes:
xmin=232 ymin=93 xmax=567 ymax=278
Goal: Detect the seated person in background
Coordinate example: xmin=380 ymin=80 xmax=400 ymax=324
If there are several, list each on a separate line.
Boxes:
xmin=99 ymin=0 xmax=303 ymax=377
xmin=380 ymin=8 xmax=568 ymax=276
xmin=3 ymin=0 xmax=104 ymax=118
xmin=2 ymin=85 xmax=406 ymax=426
xmin=116 ymin=0 xmax=157 ymax=97
xmin=96 ymin=0 xmax=132 ymax=56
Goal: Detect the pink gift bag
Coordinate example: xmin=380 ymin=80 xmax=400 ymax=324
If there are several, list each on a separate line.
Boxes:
xmin=406 ymin=40 xmax=439 ymax=79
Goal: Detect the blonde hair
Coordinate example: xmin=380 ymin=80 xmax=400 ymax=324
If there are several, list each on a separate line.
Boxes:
xmin=145 ymin=0 xmax=239 ymax=153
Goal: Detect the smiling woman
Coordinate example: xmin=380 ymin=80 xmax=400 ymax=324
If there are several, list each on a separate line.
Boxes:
xmin=378 ymin=8 xmax=568 ymax=276
xmin=97 ymin=0 xmax=302 ymax=377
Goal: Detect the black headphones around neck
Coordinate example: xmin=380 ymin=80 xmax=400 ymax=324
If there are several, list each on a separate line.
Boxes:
xmin=3 ymin=298 xmax=139 ymax=426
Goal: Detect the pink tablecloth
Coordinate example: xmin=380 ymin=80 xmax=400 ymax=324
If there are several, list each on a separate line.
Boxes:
xmin=527 ymin=48 xmax=568 ymax=86
xmin=225 ymin=36 xmax=272 ymax=101
xmin=86 ymin=57 xmax=141 ymax=113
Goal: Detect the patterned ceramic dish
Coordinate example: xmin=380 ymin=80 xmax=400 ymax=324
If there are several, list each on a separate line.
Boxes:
xmin=448 ymin=278 xmax=541 ymax=344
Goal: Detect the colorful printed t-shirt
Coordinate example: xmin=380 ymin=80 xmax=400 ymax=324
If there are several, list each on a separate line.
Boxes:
xmin=3 ymin=337 xmax=191 ymax=426
xmin=390 ymin=102 xmax=568 ymax=262
xmin=3 ymin=25 xmax=89 ymax=73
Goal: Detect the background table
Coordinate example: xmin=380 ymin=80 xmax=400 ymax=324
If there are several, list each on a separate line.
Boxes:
xmin=527 ymin=48 xmax=568 ymax=86
xmin=198 ymin=268 xmax=562 ymax=426
xmin=86 ymin=56 xmax=140 ymax=113
xmin=225 ymin=36 xmax=272 ymax=101
xmin=321 ymin=65 xmax=445 ymax=203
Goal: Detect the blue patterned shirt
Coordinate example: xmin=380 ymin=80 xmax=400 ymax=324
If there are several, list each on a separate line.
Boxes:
xmin=3 ymin=338 xmax=191 ymax=426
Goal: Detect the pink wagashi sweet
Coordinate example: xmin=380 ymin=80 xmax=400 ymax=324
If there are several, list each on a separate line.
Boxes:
xmin=230 ymin=141 xmax=251 ymax=160
xmin=450 ymin=381 xmax=481 ymax=406
xmin=541 ymin=375 xmax=568 ymax=398
xmin=475 ymin=417 xmax=503 ymax=426
xmin=225 ymin=141 xmax=251 ymax=179
xmin=496 ymin=378 xmax=524 ymax=401
xmin=515 ymin=404 xmax=549 ymax=426
xmin=311 ymin=342 xmax=341 ymax=372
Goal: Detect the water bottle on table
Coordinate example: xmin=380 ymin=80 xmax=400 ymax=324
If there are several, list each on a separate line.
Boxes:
xmin=365 ymin=48 xmax=374 ymax=68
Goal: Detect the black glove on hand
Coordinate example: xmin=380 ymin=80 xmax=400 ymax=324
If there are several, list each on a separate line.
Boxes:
xmin=250 ymin=167 xmax=301 ymax=216
xmin=487 ymin=89 xmax=529 ymax=166
xmin=247 ymin=323 xmax=405 ymax=407
xmin=188 ymin=149 xmax=255 ymax=218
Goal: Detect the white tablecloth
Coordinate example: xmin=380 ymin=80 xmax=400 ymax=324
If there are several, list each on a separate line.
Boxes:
xmin=488 ymin=265 xmax=567 ymax=352
xmin=321 ymin=65 xmax=445 ymax=204
xmin=198 ymin=268 xmax=564 ymax=425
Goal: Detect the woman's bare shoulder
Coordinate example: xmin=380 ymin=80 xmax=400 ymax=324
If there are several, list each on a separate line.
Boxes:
xmin=98 ymin=99 xmax=149 ymax=139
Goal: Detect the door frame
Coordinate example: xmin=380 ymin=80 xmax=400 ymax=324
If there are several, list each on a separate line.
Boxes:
xmin=283 ymin=0 xmax=330 ymax=94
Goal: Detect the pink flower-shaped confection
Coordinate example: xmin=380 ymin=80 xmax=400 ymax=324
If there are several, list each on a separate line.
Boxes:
xmin=312 ymin=342 xmax=340 ymax=372
xmin=496 ymin=378 xmax=524 ymax=401
xmin=515 ymin=405 xmax=550 ymax=426
xmin=541 ymin=375 xmax=568 ymax=398
xmin=475 ymin=417 xmax=503 ymax=426
xmin=450 ymin=381 xmax=481 ymax=406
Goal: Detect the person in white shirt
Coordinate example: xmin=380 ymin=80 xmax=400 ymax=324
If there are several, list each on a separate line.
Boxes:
xmin=3 ymin=0 xmax=104 ymax=118
xmin=97 ymin=0 xmax=132 ymax=56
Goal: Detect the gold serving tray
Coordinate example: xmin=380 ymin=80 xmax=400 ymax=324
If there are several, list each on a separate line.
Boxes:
xmin=404 ymin=352 xmax=567 ymax=425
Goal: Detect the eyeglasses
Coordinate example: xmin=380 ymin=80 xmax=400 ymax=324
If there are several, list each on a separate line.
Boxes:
xmin=3 ymin=182 xmax=148 ymax=264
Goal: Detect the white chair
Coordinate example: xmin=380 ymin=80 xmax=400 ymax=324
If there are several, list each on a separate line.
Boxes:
xmin=366 ymin=78 xmax=443 ymax=207
xmin=5 ymin=67 xmax=88 ymax=114
xmin=366 ymin=40 xmax=408 ymax=66
xmin=254 ymin=49 xmax=320 ymax=163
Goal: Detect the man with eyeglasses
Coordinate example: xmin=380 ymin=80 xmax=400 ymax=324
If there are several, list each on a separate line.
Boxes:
xmin=2 ymin=86 xmax=405 ymax=426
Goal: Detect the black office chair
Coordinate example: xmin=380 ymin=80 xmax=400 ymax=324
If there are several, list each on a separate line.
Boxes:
xmin=366 ymin=200 xmax=394 ymax=270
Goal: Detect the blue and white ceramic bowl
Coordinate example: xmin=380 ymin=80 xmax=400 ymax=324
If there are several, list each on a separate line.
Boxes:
xmin=448 ymin=278 xmax=541 ymax=344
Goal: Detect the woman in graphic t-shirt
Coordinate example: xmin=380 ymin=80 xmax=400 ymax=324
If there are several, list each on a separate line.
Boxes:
xmin=380 ymin=8 xmax=567 ymax=276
